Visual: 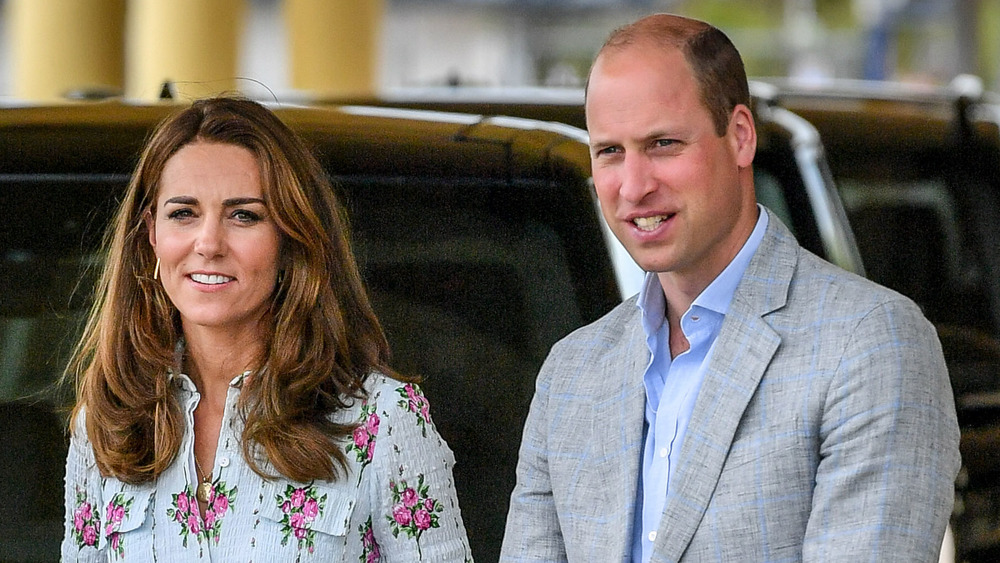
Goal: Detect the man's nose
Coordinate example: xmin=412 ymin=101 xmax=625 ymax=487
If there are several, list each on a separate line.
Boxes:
xmin=619 ymin=153 xmax=656 ymax=203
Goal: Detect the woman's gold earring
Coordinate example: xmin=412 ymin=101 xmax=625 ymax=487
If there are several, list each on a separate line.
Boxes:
xmin=153 ymin=257 xmax=160 ymax=280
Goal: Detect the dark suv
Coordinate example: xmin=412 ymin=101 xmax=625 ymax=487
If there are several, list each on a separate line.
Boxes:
xmin=0 ymin=98 xmax=859 ymax=562
xmin=761 ymin=77 xmax=1000 ymax=563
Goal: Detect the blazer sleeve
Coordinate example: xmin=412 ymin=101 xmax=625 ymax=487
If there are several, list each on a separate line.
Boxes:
xmin=61 ymin=410 xmax=106 ymax=563
xmin=803 ymin=297 xmax=961 ymax=561
xmin=500 ymin=350 xmax=568 ymax=562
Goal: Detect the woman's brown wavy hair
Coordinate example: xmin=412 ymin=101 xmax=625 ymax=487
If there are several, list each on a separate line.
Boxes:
xmin=66 ymin=96 xmax=400 ymax=484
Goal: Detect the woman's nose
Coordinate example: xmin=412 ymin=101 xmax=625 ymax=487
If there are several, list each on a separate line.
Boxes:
xmin=193 ymin=220 xmax=226 ymax=257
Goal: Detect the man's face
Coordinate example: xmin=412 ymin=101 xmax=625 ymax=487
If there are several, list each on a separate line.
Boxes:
xmin=585 ymin=44 xmax=757 ymax=290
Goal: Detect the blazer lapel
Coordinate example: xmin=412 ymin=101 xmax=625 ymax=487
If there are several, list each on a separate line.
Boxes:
xmin=591 ymin=312 xmax=648 ymax=560
xmin=652 ymin=212 xmax=798 ymax=561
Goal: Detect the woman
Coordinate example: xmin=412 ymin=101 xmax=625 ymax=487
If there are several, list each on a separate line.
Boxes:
xmin=62 ymin=97 xmax=473 ymax=561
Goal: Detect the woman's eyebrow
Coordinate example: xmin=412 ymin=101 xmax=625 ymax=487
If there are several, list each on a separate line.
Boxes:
xmin=222 ymin=197 xmax=266 ymax=207
xmin=164 ymin=195 xmax=198 ymax=205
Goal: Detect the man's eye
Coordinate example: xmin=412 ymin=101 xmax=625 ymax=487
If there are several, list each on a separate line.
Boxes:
xmin=654 ymin=139 xmax=677 ymax=147
xmin=596 ymin=146 xmax=621 ymax=156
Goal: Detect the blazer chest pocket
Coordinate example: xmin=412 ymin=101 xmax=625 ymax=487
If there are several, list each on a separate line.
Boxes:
xmin=100 ymin=481 xmax=154 ymax=555
xmin=260 ymin=479 xmax=359 ymax=553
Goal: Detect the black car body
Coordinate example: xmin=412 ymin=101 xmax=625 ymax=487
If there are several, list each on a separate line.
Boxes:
xmin=0 ymin=97 xmax=860 ymax=562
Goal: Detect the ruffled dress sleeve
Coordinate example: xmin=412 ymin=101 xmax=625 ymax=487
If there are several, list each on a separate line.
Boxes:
xmin=359 ymin=375 xmax=474 ymax=562
xmin=61 ymin=410 xmax=106 ymax=562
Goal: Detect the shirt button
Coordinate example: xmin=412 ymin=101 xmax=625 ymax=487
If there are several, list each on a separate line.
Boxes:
xmin=648 ymin=531 xmax=657 ymax=542
xmin=219 ymin=457 xmax=230 ymax=468
xmin=659 ymin=447 xmax=668 ymax=458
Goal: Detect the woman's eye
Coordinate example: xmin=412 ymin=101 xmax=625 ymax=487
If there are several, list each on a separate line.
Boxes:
xmin=167 ymin=208 xmax=194 ymax=220
xmin=233 ymin=209 xmax=262 ymax=223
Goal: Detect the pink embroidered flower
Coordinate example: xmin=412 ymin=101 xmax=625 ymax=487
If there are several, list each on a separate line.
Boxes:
xmin=366 ymin=412 xmax=380 ymax=435
xmin=402 ymin=487 xmax=419 ymax=508
xmin=414 ymin=508 xmax=432 ymax=530
xmin=392 ymin=503 xmax=412 ymax=526
xmin=396 ymin=384 xmax=433 ymax=434
xmin=213 ymin=493 xmax=229 ymax=514
xmin=385 ymin=475 xmax=442 ymax=547
xmin=82 ymin=525 xmax=97 ymax=546
xmin=113 ymin=504 xmax=125 ymax=524
xmin=168 ymin=481 xmax=237 ymax=548
xmin=204 ymin=509 xmax=216 ymax=528
xmin=359 ymin=516 xmax=380 ymax=562
xmin=302 ymin=498 xmax=319 ymax=520
xmin=187 ymin=514 xmax=200 ymax=534
xmin=353 ymin=426 xmax=370 ymax=449
xmin=110 ymin=533 xmax=120 ymax=551
xmin=72 ymin=489 xmax=101 ymax=550
xmin=291 ymin=488 xmax=306 ymax=508
xmin=274 ymin=482 xmax=327 ymax=553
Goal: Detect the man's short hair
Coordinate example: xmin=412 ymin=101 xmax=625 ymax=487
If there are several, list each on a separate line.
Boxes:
xmin=592 ymin=13 xmax=750 ymax=136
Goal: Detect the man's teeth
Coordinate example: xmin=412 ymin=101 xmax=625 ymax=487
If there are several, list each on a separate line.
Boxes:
xmin=633 ymin=215 xmax=669 ymax=231
xmin=191 ymin=273 xmax=233 ymax=285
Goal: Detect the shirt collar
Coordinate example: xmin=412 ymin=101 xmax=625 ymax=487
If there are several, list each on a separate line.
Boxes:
xmin=694 ymin=205 xmax=768 ymax=315
xmin=637 ymin=205 xmax=769 ymax=325
xmin=167 ymin=369 xmax=253 ymax=391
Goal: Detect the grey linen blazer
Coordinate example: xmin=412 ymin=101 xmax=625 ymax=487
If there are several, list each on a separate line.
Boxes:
xmin=500 ymin=210 xmax=961 ymax=562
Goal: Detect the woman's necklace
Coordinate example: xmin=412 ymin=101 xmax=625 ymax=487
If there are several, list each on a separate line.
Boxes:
xmin=194 ymin=455 xmax=213 ymax=503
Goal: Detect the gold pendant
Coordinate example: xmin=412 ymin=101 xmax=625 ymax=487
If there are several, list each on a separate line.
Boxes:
xmin=196 ymin=480 xmax=212 ymax=503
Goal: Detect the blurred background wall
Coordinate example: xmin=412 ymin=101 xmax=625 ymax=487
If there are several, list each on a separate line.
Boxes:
xmin=0 ymin=0 xmax=997 ymax=102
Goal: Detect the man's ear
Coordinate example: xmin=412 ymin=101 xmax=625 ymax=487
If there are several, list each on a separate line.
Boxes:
xmin=144 ymin=209 xmax=157 ymax=249
xmin=729 ymin=104 xmax=757 ymax=168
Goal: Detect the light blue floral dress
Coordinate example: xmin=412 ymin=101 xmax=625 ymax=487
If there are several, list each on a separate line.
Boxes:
xmin=62 ymin=372 xmax=473 ymax=562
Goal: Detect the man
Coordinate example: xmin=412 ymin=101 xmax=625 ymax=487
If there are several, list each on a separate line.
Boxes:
xmin=500 ymin=13 xmax=960 ymax=562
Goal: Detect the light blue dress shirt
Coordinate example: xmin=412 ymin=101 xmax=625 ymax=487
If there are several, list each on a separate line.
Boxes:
xmin=632 ymin=207 xmax=768 ymax=563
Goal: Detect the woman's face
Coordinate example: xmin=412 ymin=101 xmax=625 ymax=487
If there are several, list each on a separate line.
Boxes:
xmin=147 ymin=141 xmax=281 ymax=338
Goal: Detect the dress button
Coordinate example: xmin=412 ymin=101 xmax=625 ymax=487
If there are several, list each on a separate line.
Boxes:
xmin=659 ymin=447 xmax=668 ymax=458
xmin=648 ymin=531 xmax=657 ymax=542
xmin=219 ymin=457 xmax=230 ymax=468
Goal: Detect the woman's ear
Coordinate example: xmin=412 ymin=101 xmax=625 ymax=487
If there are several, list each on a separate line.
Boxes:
xmin=144 ymin=209 xmax=157 ymax=249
